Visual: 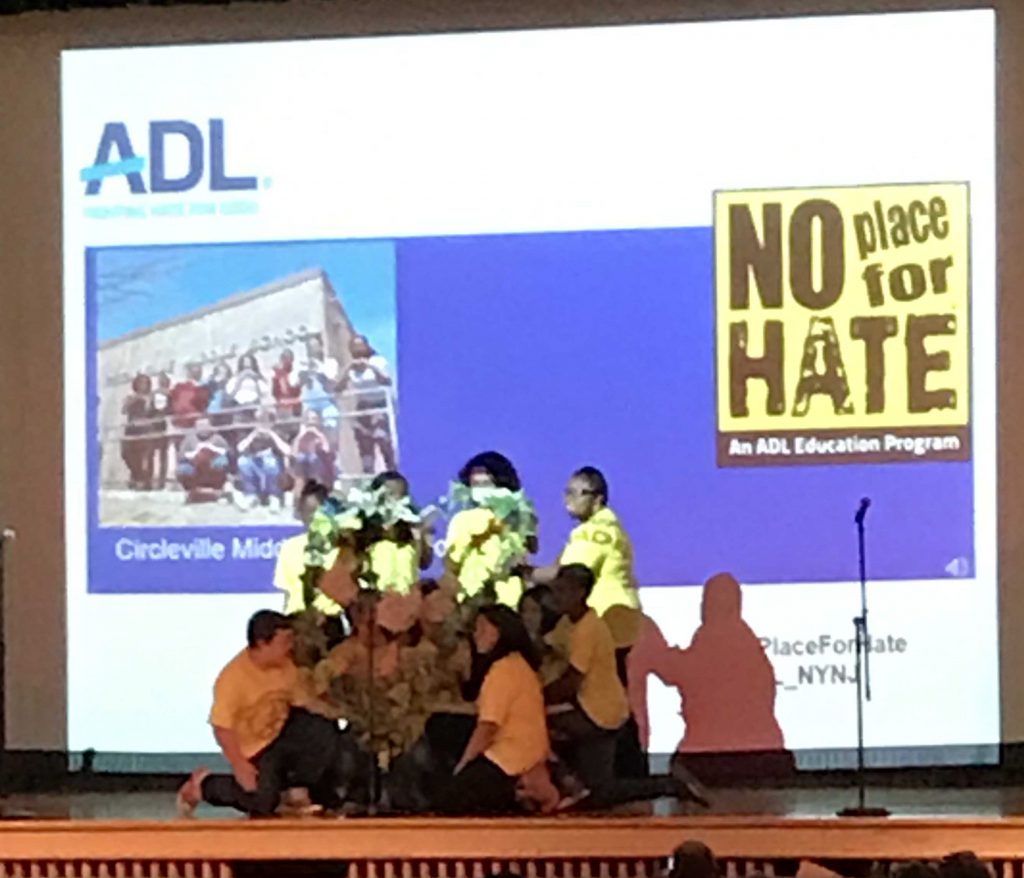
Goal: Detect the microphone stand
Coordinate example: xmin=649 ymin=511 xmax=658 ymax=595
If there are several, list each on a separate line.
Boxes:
xmin=838 ymin=502 xmax=889 ymax=818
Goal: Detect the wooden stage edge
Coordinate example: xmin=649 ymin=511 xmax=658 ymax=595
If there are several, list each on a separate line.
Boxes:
xmin=2 ymin=816 xmax=1024 ymax=863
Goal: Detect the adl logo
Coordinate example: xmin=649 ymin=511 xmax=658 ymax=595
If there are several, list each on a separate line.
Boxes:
xmin=81 ymin=118 xmax=257 ymax=196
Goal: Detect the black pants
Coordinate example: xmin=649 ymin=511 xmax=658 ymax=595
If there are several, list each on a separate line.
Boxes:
xmin=201 ymin=708 xmax=368 ymax=816
xmin=550 ymin=708 xmax=675 ymax=808
xmin=386 ymin=713 xmax=476 ymax=813
xmin=434 ymin=755 xmax=518 ymax=815
xmin=615 ymin=715 xmax=649 ymax=778
xmin=614 ymin=646 xmax=650 ymax=778
xmin=425 ymin=713 xmax=475 ymax=768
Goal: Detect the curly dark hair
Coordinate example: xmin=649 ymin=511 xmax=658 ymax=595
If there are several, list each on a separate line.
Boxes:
xmin=458 ymin=451 xmax=522 ymax=491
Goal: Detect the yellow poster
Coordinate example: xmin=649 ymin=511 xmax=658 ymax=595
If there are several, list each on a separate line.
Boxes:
xmin=714 ymin=182 xmax=971 ymax=466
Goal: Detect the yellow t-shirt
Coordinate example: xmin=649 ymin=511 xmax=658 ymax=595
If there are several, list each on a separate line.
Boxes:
xmin=208 ymin=649 xmax=299 ymax=758
xmin=445 ymin=508 xmax=523 ymax=607
xmin=563 ymin=609 xmax=630 ymax=731
xmin=367 ymin=539 xmax=419 ymax=594
xmin=274 ymin=534 xmax=341 ymax=615
xmin=560 ymin=506 xmax=641 ymax=617
xmin=478 ymin=653 xmax=550 ymax=776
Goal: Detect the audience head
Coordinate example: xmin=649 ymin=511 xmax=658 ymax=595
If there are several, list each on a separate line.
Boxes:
xmin=279 ymin=348 xmax=294 ymax=368
xmin=371 ymin=470 xmax=410 ymax=500
xmin=186 ymin=361 xmax=203 ymax=381
xmin=939 ymin=853 xmax=991 ymax=878
xmin=246 ymin=610 xmax=293 ymax=667
xmin=212 ymin=361 xmax=232 ymax=383
xmin=670 ymin=840 xmax=719 ymax=878
xmin=473 ymin=603 xmax=540 ymax=671
xmin=564 ymin=466 xmax=608 ymax=521
xmin=519 ymin=585 xmax=560 ymax=641
xmin=296 ymin=479 xmax=330 ymax=527
xmin=131 ymin=373 xmax=152 ymax=394
xmin=552 ymin=563 xmax=595 ymax=618
xmin=194 ymin=417 xmax=213 ymax=439
xmin=303 ymin=408 xmax=323 ymax=428
xmin=157 ymin=371 xmax=171 ymax=390
xmin=458 ymin=451 xmax=522 ymax=491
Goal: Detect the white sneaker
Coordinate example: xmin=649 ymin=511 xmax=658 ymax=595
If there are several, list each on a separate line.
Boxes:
xmin=269 ymin=496 xmax=282 ymax=513
xmin=176 ymin=768 xmax=210 ymax=818
xmin=556 ymin=788 xmax=591 ymax=812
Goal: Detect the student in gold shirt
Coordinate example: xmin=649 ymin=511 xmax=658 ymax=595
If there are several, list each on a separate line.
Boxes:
xmin=544 ymin=565 xmax=706 ymax=809
xmin=176 ymin=611 xmax=360 ymax=817
xmin=436 ymin=604 xmax=557 ymax=814
xmin=519 ymin=585 xmax=566 ymax=686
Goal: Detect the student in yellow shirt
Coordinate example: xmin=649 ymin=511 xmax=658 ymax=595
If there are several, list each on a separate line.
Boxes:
xmin=526 ymin=466 xmax=648 ymax=776
xmin=436 ymin=604 xmax=557 ymax=814
xmin=527 ymin=466 xmax=640 ymax=624
xmin=274 ymin=481 xmax=341 ymax=615
xmin=544 ymin=565 xmax=707 ymax=809
xmin=176 ymin=610 xmax=360 ymax=817
xmin=366 ymin=470 xmax=433 ymax=593
xmin=444 ymin=451 xmax=536 ymax=607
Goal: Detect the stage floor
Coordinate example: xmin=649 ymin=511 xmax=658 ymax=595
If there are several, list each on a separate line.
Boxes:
xmin=5 ymin=784 xmax=1024 ymax=821
xmin=4 ymin=787 xmax=1024 ymax=876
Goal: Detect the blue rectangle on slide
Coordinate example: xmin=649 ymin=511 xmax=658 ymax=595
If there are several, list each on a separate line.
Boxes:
xmin=86 ymin=227 xmax=974 ymax=593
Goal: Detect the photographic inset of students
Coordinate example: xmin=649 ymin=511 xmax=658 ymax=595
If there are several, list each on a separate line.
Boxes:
xmin=113 ymin=332 xmax=397 ymax=510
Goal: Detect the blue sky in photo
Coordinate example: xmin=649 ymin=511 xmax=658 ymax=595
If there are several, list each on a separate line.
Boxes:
xmin=94 ymin=239 xmax=397 ymax=369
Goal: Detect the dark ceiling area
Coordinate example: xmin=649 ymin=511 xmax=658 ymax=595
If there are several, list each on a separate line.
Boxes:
xmin=0 ymin=0 xmax=284 ymax=14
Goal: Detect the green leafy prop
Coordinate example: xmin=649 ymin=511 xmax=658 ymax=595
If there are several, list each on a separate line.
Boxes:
xmin=301 ymin=485 xmax=422 ymax=610
xmin=319 ymin=636 xmax=470 ymax=761
xmin=293 ymin=481 xmax=540 ymax=781
xmin=444 ymin=481 xmax=537 ymax=594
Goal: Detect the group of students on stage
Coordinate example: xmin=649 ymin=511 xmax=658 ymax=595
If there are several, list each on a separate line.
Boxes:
xmin=176 ymin=453 xmax=711 ymax=817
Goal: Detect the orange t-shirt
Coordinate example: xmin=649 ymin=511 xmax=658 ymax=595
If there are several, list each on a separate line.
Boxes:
xmin=208 ymin=649 xmax=299 ymax=758
xmin=478 ymin=654 xmax=550 ymax=776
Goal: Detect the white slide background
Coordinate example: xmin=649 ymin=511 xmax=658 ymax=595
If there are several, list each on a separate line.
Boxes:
xmin=62 ymin=10 xmax=997 ymax=757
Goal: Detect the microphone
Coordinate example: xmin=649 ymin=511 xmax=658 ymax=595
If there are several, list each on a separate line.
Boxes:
xmin=854 ymin=498 xmax=871 ymax=525
xmin=0 ymin=528 xmax=14 ymax=541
